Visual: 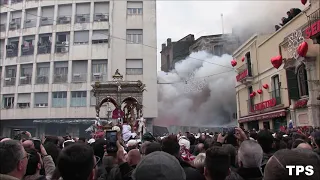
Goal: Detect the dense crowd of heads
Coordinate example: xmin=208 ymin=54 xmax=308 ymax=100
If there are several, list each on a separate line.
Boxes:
xmin=0 ymin=126 xmax=320 ymax=180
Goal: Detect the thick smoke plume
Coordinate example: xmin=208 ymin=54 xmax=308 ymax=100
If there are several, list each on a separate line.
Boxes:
xmin=156 ymin=52 xmax=236 ymax=127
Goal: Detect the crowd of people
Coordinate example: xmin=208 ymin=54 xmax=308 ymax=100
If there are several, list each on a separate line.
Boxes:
xmin=275 ymin=8 xmax=302 ymax=31
xmin=0 ymin=125 xmax=320 ymax=180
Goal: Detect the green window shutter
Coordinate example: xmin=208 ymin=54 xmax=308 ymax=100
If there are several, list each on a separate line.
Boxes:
xmin=286 ymin=68 xmax=300 ymax=100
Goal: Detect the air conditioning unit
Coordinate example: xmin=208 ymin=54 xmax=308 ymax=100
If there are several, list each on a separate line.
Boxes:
xmin=93 ymin=73 xmax=101 ymax=77
xmin=73 ymin=74 xmax=80 ymax=77
xmin=19 ymin=76 xmax=26 ymax=80
xmin=5 ymin=78 xmax=11 ymax=81
xmin=36 ymin=103 xmax=47 ymax=108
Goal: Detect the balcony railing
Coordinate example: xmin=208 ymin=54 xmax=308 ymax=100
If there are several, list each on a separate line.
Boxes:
xmin=53 ymin=74 xmax=68 ymax=83
xmin=270 ymin=89 xmax=281 ymax=105
xmin=308 ymin=8 xmax=320 ymax=23
xmin=75 ymin=14 xmax=90 ymax=23
xmin=57 ymin=16 xmax=71 ymax=24
xmin=11 ymin=0 xmax=23 ymax=4
xmin=36 ymin=75 xmax=49 ymax=84
xmin=72 ymin=73 xmax=87 ymax=83
xmin=94 ymin=13 xmax=109 ymax=22
xmin=19 ymin=76 xmax=32 ymax=85
xmin=9 ymin=18 xmax=21 ymax=30
xmin=24 ymin=19 xmax=37 ymax=28
xmin=40 ymin=17 xmax=53 ymax=26
xmin=91 ymin=73 xmax=107 ymax=82
xmin=126 ymin=68 xmax=143 ymax=75
xmin=0 ymin=24 xmax=6 ymax=32
xmin=55 ymin=43 xmax=69 ymax=53
xmin=6 ymin=46 xmax=18 ymax=57
xmin=4 ymin=77 xmax=16 ymax=86
xmin=21 ymin=45 xmax=34 ymax=56
xmin=38 ymin=43 xmax=51 ymax=54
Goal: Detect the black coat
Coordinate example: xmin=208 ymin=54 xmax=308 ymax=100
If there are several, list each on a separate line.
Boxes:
xmin=178 ymin=158 xmax=206 ymax=180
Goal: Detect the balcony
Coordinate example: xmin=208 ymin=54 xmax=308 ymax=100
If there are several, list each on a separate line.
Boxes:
xmin=57 ymin=16 xmax=71 ymax=24
xmin=38 ymin=43 xmax=51 ymax=54
xmin=19 ymin=76 xmax=32 ymax=85
xmin=40 ymin=17 xmax=53 ymax=26
xmin=11 ymin=0 xmax=22 ymax=4
xmin=24 ymin=19 xmax=37 ymax=29
xmin=6 ymin=45 xmax=18 ymax=57
xmin=75 ymin=14 xmax=90 ymax=23
xmin=53 ymin=74 xmax=67 ymax=83
xmin=91 ymin=73 xmax=107 ymax=82
xmin=72 ymin=73 xmax=87 ymax=83
xmin=0 ymin=24 xmax=5 ymax=32
xmin=4 ymin=77 xmax=16 ymax=86
xmin=306 ymin=8 xmax=320 ymax=39
xmin=36 ymin=75 xmax=49 ymax=84
xmin=236 ymin=64 xmax=253 ymax=84
xmin=270 ymin=89 xmax=281 ymax=105
xmin=94 ymin=13 xmax=109 ymax=22
xmin=9 ymin=19 xmax=21 ymax=31
xmin=55 ymin=43 xmax=69 ymax=53
xmin=126 ymin=68 xmax=143 ymax=75
xmin=21 ymin=45 xmax=34 ymax=56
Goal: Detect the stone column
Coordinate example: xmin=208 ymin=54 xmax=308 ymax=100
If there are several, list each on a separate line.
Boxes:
xmin=305 ymin=57 xmax=320 ymax=127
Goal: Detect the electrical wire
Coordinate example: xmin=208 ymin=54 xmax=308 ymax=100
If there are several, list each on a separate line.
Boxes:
xmin=1 ymin=4 xmax=234 ymax=71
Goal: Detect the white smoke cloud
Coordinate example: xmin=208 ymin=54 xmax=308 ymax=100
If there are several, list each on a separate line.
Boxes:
xmin=156 ymin=52 xmax=236 ymax=127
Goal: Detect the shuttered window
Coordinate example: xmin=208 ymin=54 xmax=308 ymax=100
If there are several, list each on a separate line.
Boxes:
xmin=34 ymin=93 xmax=48 ymax=107
xmin=71 ymin=91 xmax=87 ymax=107
xmin=74 ymin=31 xmax=89 ymax=44
xmin=286 ymin=68 xmax=299 ymax=101
xmin=52 ymin=92 xmax=67 ymax=107
xmin=126 ymin=59 xmax=143 ymax=75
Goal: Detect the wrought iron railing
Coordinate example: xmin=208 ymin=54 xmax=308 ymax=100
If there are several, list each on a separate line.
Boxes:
xmin=308 ymin=7 xmax=320 ymax=23
xmin=4 ymin=77 xmax=16 ymax=86
xmin=36 ymin=75 xmax=49 ymax=84
xmin=75 ymin=14 xmax=90 ymax=23
xmin=19 ymin=76 xmax=32 ymax=85
xmin=6 ymin=46 xmax=18 ymax=57
xmin=53 ymin=74 xmax=68 ymax=83
xmin=24 ymin=19 xmax=37 ymax=28
xmin=269 ymin=89 xmax=281 ymax=105
xmin=57 ymin=16 xmax=71 ymax=24
xmin=40 ymin=17 xmax=53 ymax=26
xmin=91 ymin=73 xmax=107 ymax=82
xmin=126 ymin=68 xmax=143 ymax=75
xmin=55 ymin=43 xmax=69 ymax=53
xmin=94 ymin=13 xmax=109 ymax=22
xmin=38 ymin=43 xmax=51 ymax=54
xmin=21 ymin=45 xmax=34 ymax=56
xmin=9 ymin=18 xmax=21 ymax=30
xmin=72 ymin=73 xmax=87 ymax=83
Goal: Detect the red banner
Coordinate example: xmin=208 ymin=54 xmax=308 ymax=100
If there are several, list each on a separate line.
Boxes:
xmin=304 ymin=19 xmax=320 ymax=39
xmin=236 ymin=69 xmax=248 ymax=82
xmin=251 ymin=98 xmax=277 ymax=112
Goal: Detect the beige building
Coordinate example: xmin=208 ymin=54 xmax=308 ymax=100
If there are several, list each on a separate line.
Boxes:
xmin=234 ymin=0 xmax=320 ymax=130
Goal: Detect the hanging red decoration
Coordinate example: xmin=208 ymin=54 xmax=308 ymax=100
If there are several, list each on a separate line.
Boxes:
xmin=257 ymin=89 xmax=263 ymax=94
xmin=301 ymin=0 xmax=307 ymax=5
xmin=297 ymin=41 xmax=308 ymax=57
xmin=231 ymin=60 xmax=237 ymax=67
xmin=250 ymin=93 xmax=254 ymax=98
xmin=271 ymin=55 xmax=283 ymax=69
xmin=263 ymin=84 xmax=269 ymax=89
xmin=241 ymin=57 xmax=245 ymax=62
xmin=252 ymin=91 xmax=256 ymax=96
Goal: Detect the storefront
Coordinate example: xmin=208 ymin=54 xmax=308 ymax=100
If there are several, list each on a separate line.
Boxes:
xmin=239 ymin=109 xmax=287 ymax=131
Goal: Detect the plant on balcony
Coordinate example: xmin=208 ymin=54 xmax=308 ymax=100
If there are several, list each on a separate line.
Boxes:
xmin=294 ymin=99 xmax=308 ymax=109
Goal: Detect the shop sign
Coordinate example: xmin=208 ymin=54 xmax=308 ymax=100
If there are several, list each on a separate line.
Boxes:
xmin=236 ymin=69 xmax=248 ymax=82
xmin=238 ymin=110 xmax=286 ymax=123
xmin=304 ymin=19 xmax=320 ymax=39
xmin=251 ymin=98 xmax=277 ymax=112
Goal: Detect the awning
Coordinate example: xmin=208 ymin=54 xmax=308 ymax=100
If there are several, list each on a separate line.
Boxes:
xmin=238 ymin=109 xmax=286 ymax=123
xmin=33 ymin=119 xmax=111 ymax=124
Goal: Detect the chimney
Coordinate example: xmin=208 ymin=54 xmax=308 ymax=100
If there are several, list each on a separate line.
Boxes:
xmin=161 ymin=43 xmax=166 ymax=50
xmin=167 ymin=38 xmax=172 ymax=46
xmin=190 ymin=34 xmax=195 ymax=41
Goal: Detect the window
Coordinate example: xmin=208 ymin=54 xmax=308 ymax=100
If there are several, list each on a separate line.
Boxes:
xmin=52 ymin=92 xmax=67 ymax=108
xmin=57 ymin=4 xmax=72 ymax=24
xmin=248 ymin=86 xmax=254 ymax=112
xmin=10 ymin=11 xmax=21 ymax=30
xmin=94 ymin=2 xmax=109 ymax=21
xmin=7 ymin=37 xmax=19 ymax=57
xmin=36 ymin=63 xmax=50 ymax=84
xmin=17 ymin=93 xmax=30 ymax=108
xmin=271 ymin=75 xmax=281 ymax=105
xmin=41 ymin=6 xmax=54 ymax=26
xmin=92 ymin=60 xmax=107 ymax=81
xmin=246 ymin=52 xmax=252 ymax=76
xmin=0 ymin=13 xmax=7 ymax=32
xmin=5 ymin=66 xmax=16 ymax=86
xmin=74 ymin=31 xmax=89 ymax=44
xmin=24 ymin=8 xmax=37 ymax=28
xmin=90 ymin=91 xmax=96 ymax=106
xmin=75 ymin=3 xmax=90 ymax=23
xmin=297 ymin=65 xmax=309 ymax=97
xmin=34 ymin=93 xmax=48 ymax=108
xmin=214 ymin=45 xmax=223 ymax=56
xmin=71 ymin=91 xmax=87 ymax=107
xmin=3 ymin=95 xmax=14 ymax=109
xmin=127 ymin=1 xmax=143 ymax=15
xmin=20 ymin=64 xmax=33 ymax=85
xmin=72 ymin=61 xmax=87 ymax=82
xmin=54 ymin=62 xmax=68 ymax=83
xmin=126 ymin=29 xmax=143 ymax=44
xmin=21 ymin=36 xmax=35 ymax=56
xmin=126 ymin=59 xmax=143 ymax=75
xmin=55 ymin=33 xmax=69 ymax=53
xmin=92 ymin=30 xmax=108 ymax=44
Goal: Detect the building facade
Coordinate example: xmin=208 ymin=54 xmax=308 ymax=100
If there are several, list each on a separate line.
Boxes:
xmin=160 ymin=33 xmax=240 ymax=72
xmin=234 ymin=0 xmax=320 ymax=130
xmin=0 ymin=0 xmax=157 ymax=138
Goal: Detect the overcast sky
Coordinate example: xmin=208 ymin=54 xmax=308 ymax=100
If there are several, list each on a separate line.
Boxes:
xmin=156 ymin=0 xmax=306 ymax=70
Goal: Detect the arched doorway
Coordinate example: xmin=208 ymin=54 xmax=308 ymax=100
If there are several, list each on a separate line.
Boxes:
xmin=121 ymin=97 xmax=141 ymax=124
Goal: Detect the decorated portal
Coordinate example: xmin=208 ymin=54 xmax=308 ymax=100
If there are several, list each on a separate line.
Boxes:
xmin=89 ymin=70 xmax=147 ymax=139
